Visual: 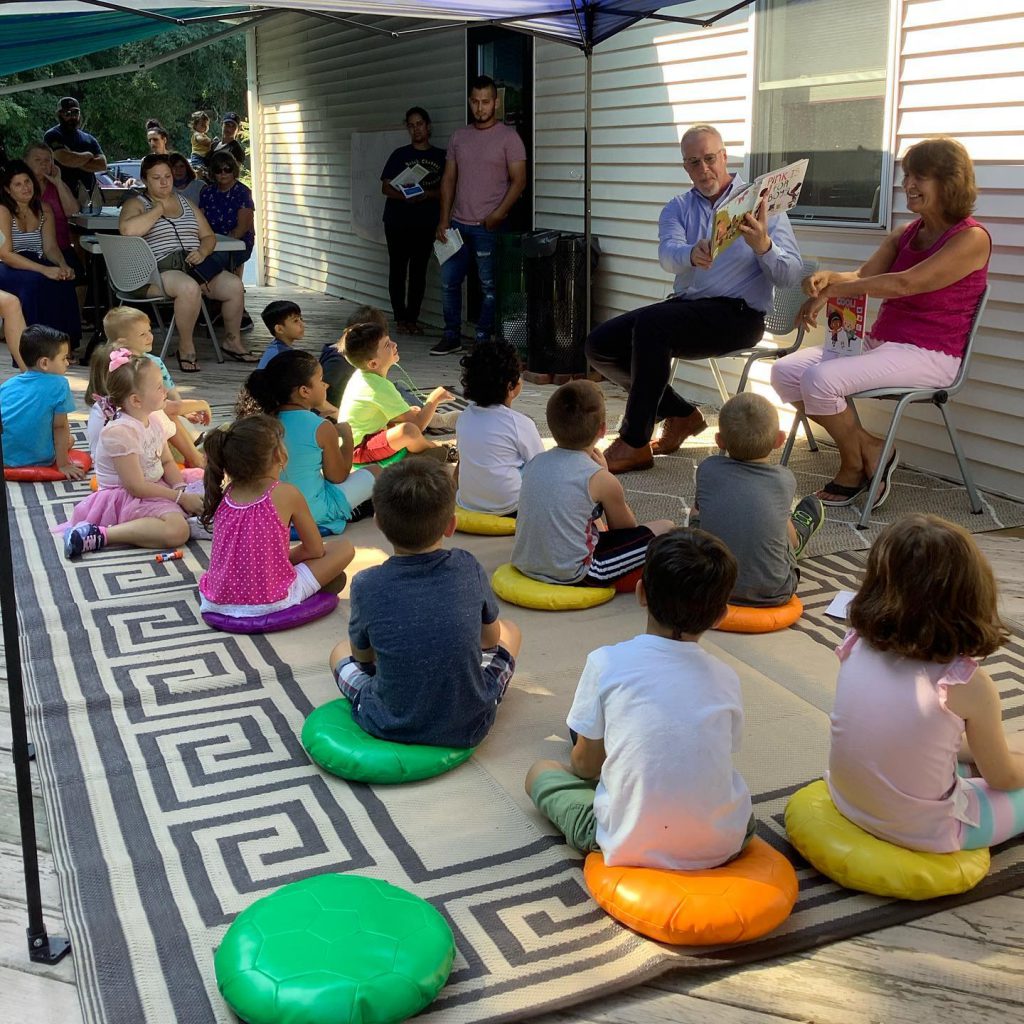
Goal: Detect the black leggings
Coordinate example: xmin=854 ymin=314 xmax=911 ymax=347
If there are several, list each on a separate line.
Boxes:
xmin=384 ymin=222 xmax=435 ymax=323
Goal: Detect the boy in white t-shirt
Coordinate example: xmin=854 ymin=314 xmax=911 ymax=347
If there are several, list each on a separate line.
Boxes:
xmin=525 ymin=529 xmax=755 ymax=869
xmin=455 ymin=340 xmax=544 ymax=515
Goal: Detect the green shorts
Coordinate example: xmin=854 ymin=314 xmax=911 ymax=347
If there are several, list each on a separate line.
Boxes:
xmin=529 ymin=769 xmax=600 ymax=854
xmin=530 ymin=768 xmax=758 ymax=863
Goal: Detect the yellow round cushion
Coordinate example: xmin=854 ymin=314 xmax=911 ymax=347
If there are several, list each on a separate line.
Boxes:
xmin=583 ymin=837 xmax=798 ymax=946
xmin=716 ymin=595 xmax=803 ymax=633
xmin=455 ymin=506 xmax=517 ymax=536
xmin=785 ymin=780 xmax=990 ymax=900
xmin=491 ymin=563 xmax=614 ymax=611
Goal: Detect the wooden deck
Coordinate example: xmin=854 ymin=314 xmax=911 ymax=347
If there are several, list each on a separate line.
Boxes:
xmin=2 ymin=285 xmax=1023 ymax=1022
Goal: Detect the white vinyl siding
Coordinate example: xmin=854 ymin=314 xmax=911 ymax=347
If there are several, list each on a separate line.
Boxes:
xmin=252 ymin=12 xmax=465 ymax=321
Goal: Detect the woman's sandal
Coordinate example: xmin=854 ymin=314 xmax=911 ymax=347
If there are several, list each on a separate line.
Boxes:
xmin=868 ymin=449 xmax=900 ymax=511
xmin=222 ymin=348 xmax=259 ymax=364
xmin=815 ymin=479 xmax=867 ymax=507
xmin=175 ymin=351 xmax=201 ymax=374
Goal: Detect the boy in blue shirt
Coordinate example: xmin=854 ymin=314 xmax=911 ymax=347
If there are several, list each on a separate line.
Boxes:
xmin=329 ymin=459 xmax=521 ymax=748
xmin=0 ymin=325 xmax=84 ymax=479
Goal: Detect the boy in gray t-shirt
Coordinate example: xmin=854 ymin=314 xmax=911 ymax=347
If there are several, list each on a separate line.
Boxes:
xmin=694 ymin=393 xmax=824 ymax=607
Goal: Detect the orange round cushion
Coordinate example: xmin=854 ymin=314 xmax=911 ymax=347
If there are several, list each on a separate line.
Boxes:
xmin=716 ymin=595 xmax=803 ymax=634
xmin=4 ymin=448 xmax=92 ymax=482
xmin=583 ymin=836 xmax=798 ymax=946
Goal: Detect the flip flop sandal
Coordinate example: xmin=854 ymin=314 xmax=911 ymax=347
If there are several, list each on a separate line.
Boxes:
xmin=869 ymin=449 xmax=900 ymax=511
xmin=816 ymin=479 xmax=867 ymax=507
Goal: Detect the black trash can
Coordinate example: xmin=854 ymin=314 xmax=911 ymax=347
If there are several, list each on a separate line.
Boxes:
xmin=497 ymin=230 xmax=599 ymax=375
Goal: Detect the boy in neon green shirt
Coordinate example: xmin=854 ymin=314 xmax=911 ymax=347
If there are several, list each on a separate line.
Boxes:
xmin=338 ymin=322 xmax=453 ymax=464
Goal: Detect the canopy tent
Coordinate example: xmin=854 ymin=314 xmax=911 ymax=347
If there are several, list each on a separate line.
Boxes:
xmin=0 ymin=0 xmax=759 ymax=321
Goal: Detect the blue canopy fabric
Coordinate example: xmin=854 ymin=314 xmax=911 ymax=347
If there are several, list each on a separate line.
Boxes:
xmin=0 ymin=2 xmax=749 ymax=78
xmin=0 ymin=6 xmax=247 ymax=78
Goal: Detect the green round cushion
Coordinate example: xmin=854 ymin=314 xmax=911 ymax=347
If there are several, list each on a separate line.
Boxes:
xmin=215 ymin=873 xmax=455 ymax=1024
xmin=376 ymin=448 xmax=408 ymax=468
xmin=302 ymin=698 xmax=475 ymax=783
xmin=785 ymin=780 xmax=990 ymax=900
xmin=491 ymin=563 xmax=615 ymax=611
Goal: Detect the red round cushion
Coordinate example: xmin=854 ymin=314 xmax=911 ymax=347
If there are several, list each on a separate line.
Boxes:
xmin=4 ymin=448 xmax=92 ymax=482
xmin=584 ymin=836 xmax=798 ymax=946
xmin=202 ymin=591 xmax=339 ymax=634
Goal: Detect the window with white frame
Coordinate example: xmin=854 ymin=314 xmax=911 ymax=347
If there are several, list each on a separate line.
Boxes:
xmin=752 ymin=0 xmax=892 ymax=225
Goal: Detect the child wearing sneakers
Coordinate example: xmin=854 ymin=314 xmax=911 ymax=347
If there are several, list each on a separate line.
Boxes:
xmin=0 ymin=325 xmax=84 ymax=479
xmin=337 ymin=322 xmax=453 ymax=465
xmin=526 ymin=529 xmax=755 ymax=868
xmin=511 ymin=380 xmax=673 ymax=587
xmin=330 ymin=459 xmax=522 ymax=748
xmin=694 ymin=392 xmax=824 ymax=607
xmin=455 ymin=339 xmax=544 ymax=516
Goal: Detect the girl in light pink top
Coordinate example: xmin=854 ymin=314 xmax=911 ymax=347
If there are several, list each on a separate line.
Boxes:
xmin=198 ymin=415 xmax=354 ymax=618
xmin=829 ymin=514 xmax=1024 ymax=853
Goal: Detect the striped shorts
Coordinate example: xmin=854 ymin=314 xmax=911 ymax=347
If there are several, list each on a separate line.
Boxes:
xmin=960 ymin=776 xmax=1024 ymax=850
xmin=584 ymin=525 xmax=654 ymax=585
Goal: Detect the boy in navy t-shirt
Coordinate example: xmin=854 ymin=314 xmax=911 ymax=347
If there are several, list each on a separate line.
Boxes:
xmin=329 ymin=459 xmax=521 ymax=748
xmin=0 ymin=325 xmax=84 ymax=478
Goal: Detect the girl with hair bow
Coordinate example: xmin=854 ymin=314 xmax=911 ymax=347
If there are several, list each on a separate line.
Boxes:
xmin=54 ymin=347 xmax=206 ymax=559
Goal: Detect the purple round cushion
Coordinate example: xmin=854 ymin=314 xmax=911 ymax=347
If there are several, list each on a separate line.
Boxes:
xmin=202 ymin=591 xmax=339 ymax=634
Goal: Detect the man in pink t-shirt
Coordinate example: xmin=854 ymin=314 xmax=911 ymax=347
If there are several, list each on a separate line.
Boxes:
xmin=432 ymin=75 xmax=527 ymax=356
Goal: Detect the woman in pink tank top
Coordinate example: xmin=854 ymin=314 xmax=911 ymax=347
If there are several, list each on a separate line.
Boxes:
xmin=829 ymin=515 xmax=1024 ymax=853
xmin=197 ymin=415 xmax=355 ymax=619
xmin=771 ymin=137 xmax=991 ymax=511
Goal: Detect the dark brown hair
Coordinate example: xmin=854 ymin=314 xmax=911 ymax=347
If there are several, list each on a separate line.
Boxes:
xmin=244 ymin=350 xmax=319 ymax=414
xmin=341 ymin=321 xmax=388 ymax=368
xmin=850 ymin=514 xmax=1008 ymax=661
xmin=902 ymin=137 xmax=977 ymax=222
xmin=546 ymin=379 xmax=604 ymax=450
xmin=1 ymin=159 xmax=43 ymax=217
xmin=19 ymin=325 xmax=69 ymax=367
xmin=642 ymin=528 xmax=737 ymax=639
xmin=373 ymin=458 xmax=455 ymax=552
xmin=200 ymin=415 xmax=283 ymax=528
xmin=140 ymin=153 xmax=174 ymax=181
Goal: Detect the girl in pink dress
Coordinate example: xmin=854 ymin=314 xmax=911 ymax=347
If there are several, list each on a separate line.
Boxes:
xmin=829 ymin=514 xmax=1024 ymax=852
xmin=59 ymin=350 xmax=203 ymax=559
xmin=198 ymin=415 xmax=354 ymax=618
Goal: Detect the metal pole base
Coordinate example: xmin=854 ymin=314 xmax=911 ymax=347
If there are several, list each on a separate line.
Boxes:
xmin=28 ymin=928 xmax=71 ymax=965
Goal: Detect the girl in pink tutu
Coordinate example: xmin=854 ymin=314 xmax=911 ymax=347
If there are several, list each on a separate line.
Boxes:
xmin=59 ymin=349 xmax=203 ymax=559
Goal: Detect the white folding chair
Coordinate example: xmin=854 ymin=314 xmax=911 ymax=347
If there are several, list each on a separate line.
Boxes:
xmin=781 ymin=285 xmax=990 ymax=530
xmin=669 ymin=257 xmax=819 ymax=447
xmin=96 ymin=234 xmax=223 ymax=364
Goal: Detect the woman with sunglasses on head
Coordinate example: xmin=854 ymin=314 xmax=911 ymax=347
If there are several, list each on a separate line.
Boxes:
xmin=199 ymin=152 xmax=255 ymax=332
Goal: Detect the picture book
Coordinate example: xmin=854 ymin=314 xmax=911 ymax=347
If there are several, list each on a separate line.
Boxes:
xmin=709 ymin=158 xmax=808 ymax=260
xmin=824 ymin=294 xmax=866 ymax=358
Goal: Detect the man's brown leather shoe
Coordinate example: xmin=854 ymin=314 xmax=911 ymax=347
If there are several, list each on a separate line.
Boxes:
xmin=604 ymin=437 xmax=654 ymax=475
xmin=650 ymin=410 xmax=707 ymax=456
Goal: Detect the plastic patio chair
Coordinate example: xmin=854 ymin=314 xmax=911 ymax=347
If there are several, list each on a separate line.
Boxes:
xmin=669 ymin=257 xmax=819 ymax=447
xmin=96 ymin=234 xmax=223 ymax=364
xmin=780 ymin=285 xmax=990 ymax=530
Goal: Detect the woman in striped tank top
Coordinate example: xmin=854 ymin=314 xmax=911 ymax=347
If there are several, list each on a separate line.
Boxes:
xmin=119 ymin=153 xmax=253 ymax=373
xmin=0 ymin=159 xmax=81 ymax=364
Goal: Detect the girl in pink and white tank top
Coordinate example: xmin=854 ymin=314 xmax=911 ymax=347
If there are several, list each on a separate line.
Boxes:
xmin=198 ymin=415 xmax=355 ymax=618
xmin=828 ymin=515 xmax=1024 ymax=853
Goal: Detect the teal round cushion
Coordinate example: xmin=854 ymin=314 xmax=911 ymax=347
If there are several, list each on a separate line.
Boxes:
xmin=215 ymin=873 xmax=455 ymax=1024
xmin=302 ymin=698 xmax=475 ymax=783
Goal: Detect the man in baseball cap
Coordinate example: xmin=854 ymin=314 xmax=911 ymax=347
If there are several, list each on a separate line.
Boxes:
xmin=211 ymin=110 xmax=245 ymax=166
xmin=43 ymin=96 xmax=108 ymax=194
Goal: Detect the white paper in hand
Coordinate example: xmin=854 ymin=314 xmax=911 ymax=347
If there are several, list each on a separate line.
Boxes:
xmin=434 ymin=227 xmax=463 ymax=266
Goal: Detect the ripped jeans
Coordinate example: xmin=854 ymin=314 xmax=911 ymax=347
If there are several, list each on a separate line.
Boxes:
xmin=440 ymin=220 xmax=497 ymax=342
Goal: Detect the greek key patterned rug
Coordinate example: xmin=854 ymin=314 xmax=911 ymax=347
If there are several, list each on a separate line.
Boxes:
xmin=7 ymin=470 xmax=1024 ymax=1024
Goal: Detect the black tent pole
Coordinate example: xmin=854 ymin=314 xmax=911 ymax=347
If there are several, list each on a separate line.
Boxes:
xmin=0 ymin=413 xmax=71 ymax=965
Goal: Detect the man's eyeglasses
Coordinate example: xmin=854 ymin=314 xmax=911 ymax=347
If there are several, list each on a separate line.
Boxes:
xmin=683 ymin=150 xmax=724 ymax=170
xmin=212 ymin=167 xmax=234 ymax=175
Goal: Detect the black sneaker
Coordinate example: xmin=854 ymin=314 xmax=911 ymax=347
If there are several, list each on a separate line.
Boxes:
xmin=791 ymin=495 xmax=826 ymax=558
xmin=445 ymin=444 xmax=460 ymax=465
xmin=63 ymin=523 xmax=106 ymax=560
xmin=348 ymin=498 xmax=374 ymax=523
xmin=429 ymin=336 xmax=463 ymax=357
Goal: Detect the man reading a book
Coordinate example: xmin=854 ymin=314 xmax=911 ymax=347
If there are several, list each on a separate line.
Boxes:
xmin=586 ymin=124 xmax=802 ymax=474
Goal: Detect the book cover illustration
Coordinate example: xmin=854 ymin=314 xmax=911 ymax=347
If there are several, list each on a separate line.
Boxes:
xmin=710 ymin=158 xmax=808 ymax=261
xmin=824 ymin=294 xmax=866 ymax=357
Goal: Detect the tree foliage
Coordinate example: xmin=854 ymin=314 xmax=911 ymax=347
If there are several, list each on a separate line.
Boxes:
xmin=0 ymin=25 xmax=247 ymax=162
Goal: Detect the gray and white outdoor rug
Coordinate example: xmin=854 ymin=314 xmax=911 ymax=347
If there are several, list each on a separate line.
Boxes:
xmin=6 ymin=462 xmax=1024 ymax=1024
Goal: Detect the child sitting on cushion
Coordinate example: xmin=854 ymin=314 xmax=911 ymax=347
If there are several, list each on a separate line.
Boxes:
xmin=337 ymin=321 xmax=454 ymax=465
xmin=511 ymin=380 xmax=673 ymax=587
xmin=525 ymin=528 xmax=756 ymax=869
xmin=455 ymin=339 xmax=544 ymax=517
xmin=694 ymin=392 xmax=824 ymax=607
xmin=329 ymin=458 xmax=522 ymax=748
xmin=0 ymin=324 xmax=84 ymax=479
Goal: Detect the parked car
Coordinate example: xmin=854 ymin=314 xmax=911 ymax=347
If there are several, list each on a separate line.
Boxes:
xmin=105 ymin=159 xmax=143 ymax=183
